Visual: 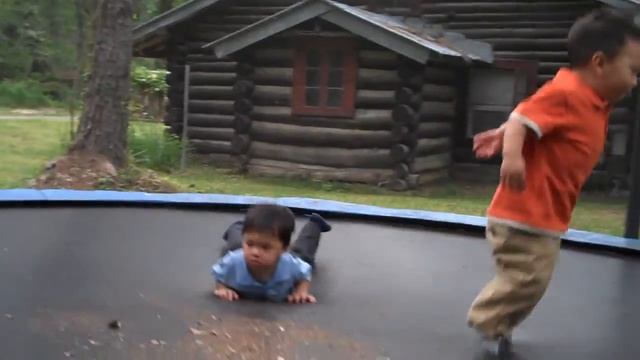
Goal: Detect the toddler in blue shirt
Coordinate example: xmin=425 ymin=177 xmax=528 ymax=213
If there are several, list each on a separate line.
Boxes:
xmin=211 ymin=204 xmax=331 ymax=303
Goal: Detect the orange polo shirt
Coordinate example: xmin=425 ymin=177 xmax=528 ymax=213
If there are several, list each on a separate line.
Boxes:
xmin=487 ymin=68 xmax=611 ymax=235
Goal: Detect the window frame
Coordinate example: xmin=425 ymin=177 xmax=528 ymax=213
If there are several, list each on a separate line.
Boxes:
xmin=453 ymin=58 xmax=538 ymax=163
xmin=465 ymin=59 xmax=538 ymax=138
xmin=292 ymin=38 xmax=358 ymax=118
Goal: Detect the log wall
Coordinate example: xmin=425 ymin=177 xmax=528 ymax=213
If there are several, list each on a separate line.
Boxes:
xmin=235 ymin=39 xmax=403 ymax=186
xmin=163 ymin=0 xmax=368 ymax=165
xmin=164 ymin=1 xmax=291 ymax=165
xmin=413 ymin=0 xmax=634 ymax=184
xmin=417 ymin=0 xmax=600 ymax=84
xmin=387 ymin=60 xmax=456 ymax=191
xmin=160 ymin=2 xmax=462 ymax=188
xmin=158 ymin=0 xmax=633 ymax=188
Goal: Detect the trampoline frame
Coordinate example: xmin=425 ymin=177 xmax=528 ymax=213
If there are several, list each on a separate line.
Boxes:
xmin=1 ymin=188 xmax=638 ymax=253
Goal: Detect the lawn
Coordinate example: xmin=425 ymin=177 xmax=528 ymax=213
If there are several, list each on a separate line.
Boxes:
xmin=0 ymin=119 xmax=628 ymax=236
xmin=0 ymin=120 xmax=70 ymax=188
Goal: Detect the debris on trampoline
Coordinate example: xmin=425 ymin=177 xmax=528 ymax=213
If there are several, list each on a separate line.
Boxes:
xmin=28 ymin=309 xmax=381 ymax=359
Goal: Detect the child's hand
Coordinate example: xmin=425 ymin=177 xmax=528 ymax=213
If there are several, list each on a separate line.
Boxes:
xmin=501 ymin=154 xmax=526 ymax=191
xmin=287 ymin=291 xmax=317 ymax=304
xmin=473 ymin=127 xmax=505 ymax=159
xmin=214 ymin=286 xmax=239 ymax=301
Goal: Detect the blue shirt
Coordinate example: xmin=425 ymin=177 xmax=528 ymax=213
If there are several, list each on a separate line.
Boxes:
xmin=211 ymin=250 xmax=312 ymax=302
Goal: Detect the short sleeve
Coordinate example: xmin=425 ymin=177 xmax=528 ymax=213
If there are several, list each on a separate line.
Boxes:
xmin=510 ymin=86 xmax=568 ymax=139
xmin=293 ymin=257 xmax=312 ymax=282
xmin=211 ymin=252 xmax=238 ymax=284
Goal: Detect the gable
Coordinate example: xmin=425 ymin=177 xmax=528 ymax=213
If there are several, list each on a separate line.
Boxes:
xmin=204 ymin=0 xmax=493 ymax=64
xmin=133 ymin=0 xmax=640 ymax=58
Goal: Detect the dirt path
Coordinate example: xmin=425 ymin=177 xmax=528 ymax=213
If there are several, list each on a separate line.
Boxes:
xmin=0 ymin=115 xmax=69 ymax=121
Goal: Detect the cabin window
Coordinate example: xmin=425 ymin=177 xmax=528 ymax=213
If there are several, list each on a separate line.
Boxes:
xmin=466 ymin=60 xmax=537 ymax=137
xmin=292 ymin=39 xmax=357 ymax=117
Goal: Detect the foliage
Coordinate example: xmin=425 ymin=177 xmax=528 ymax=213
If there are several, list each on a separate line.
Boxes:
xmin=0 ymin=2 xmax=48 ymax=79
xmin=0 ymin=0 xmax=77 ymax=78
xmin=128 ymin=121 xmax=187 ymax=172
xmin=0 ymin=0 xmax=187 ymax=108
xmin=0 ymin=79 xmax=56 ymax=107
xmin=130 ymin=61 xmax=169 ymax=120
xmin=131 ymin=64 xmax=169 ymax=95
xmin=134 ymin=0 xmax=191 ymax=22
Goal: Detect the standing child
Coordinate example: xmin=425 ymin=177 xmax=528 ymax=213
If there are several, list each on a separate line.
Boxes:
xmin=467 ymin=9 xmax=640 ymax=357
xmin=211 ymin=204 xmax=331 ymax=303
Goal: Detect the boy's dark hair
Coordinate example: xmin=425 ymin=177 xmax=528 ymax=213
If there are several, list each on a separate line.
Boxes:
xmin=242 ymin=204 xmax=295 ymax=247
xmin=568 ymin=9 xmax=640 ymax=67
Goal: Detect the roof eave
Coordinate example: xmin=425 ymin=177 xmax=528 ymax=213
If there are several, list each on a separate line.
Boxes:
xmin=597 ymin=0 xmax=640 ymax=10
xmin=320 ymin=10 xmax=493 ymax=64
xmin=205 ymin=0 xmax=333 ymax=59
xmin=205 ymin=0 xmax=492 ymax=65
xmin=133 ymin=0 xmax=640 ymax=47
xmin=319 ymin=10 xmax=429 ymax=64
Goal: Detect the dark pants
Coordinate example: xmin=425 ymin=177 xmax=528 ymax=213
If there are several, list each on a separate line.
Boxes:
xmin=220 ymin=219 xmax=323 ymax=267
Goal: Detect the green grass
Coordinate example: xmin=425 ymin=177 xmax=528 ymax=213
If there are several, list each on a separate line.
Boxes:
xmin=168 ymin=166 xmax=627 ymax=236
xmin=0 ymin=120 xmax=70 ymax=188
xmin=0 ymin=119 xmax=628 ymax=236
xmin=128 ymin=121 xmax=187 ymax=172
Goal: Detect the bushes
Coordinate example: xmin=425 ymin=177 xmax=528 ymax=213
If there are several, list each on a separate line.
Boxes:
xmin=131 ymin=65 xmax=169 ymax=95
xmin=0 ymin=79 xmax=56 ymax=108
xmin=0 ymin=64 xmax=168 ymax=111
xmin=128 ymin=122 xmax=187 ymax=172
xmin=130 ymin=64 xmax=169 ymax=121
xmin=58 ymin=119 xmax=186 ymax=173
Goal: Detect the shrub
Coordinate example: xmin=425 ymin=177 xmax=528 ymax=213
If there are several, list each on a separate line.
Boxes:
xmin=131 ymin=65 xmax=168 ymax=95
xmin=130 ymin=64 xmax=169 ymax=121
xmin=0 ymin=79 xmax=55 ymax=108
xmin=128 ymin=122 xmax=187 ymax=172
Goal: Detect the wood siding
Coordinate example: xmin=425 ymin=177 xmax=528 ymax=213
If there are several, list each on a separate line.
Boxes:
xmin=164 ymin=0 xmax=368 ymax=163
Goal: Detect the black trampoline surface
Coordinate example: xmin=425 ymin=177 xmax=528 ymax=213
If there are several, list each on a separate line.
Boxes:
xmin=1 ymin=206 xmax=640 ymax=360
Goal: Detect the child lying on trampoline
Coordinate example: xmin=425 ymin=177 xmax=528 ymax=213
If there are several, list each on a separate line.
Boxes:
xmin=210 ymin=204 xmax=331 ymax=304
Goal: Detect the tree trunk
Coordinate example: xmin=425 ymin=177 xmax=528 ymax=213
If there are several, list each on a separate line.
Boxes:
xmin=70 ymin=0 xmax=133 ymax=168
xmin=46 ymin=0 xmax=61 ymax=39
xmin=74 ymin=0 xmax=87 ymax=79
xmin=70 ymin=0 xmax=88 ymax=138
xmin=84 ymin=0 xmax=101 ymax=52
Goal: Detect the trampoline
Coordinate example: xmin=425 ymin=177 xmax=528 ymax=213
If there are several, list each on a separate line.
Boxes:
xmin=1 ymin=190 xmax=639 ymax=360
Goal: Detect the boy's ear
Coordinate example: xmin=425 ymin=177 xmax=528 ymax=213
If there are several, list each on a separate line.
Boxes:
xmin=591 ymin=51 xmax=607 ymax=72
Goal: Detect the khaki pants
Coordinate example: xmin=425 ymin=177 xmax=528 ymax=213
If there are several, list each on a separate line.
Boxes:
xmin=467 ymin=221 xmax=561 ymax=338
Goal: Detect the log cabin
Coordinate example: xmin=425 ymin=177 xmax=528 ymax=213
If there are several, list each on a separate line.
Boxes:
xmin=134 ymin=0 xmax=640 ymax=191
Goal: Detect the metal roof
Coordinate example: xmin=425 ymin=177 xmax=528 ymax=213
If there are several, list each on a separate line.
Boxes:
xmin=204 ymin=0 xmax=494 ymax=64
xmin=134 ymin=0 xmax=640 ymax=43
xmin=133 ymin=0 xmax=640 ymax=58
xmin=599 ymin=0 xmax=640 ymax=8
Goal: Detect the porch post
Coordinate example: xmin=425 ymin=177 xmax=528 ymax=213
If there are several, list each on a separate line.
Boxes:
xmin=624 ymin=88 xmax=640 ymax=239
